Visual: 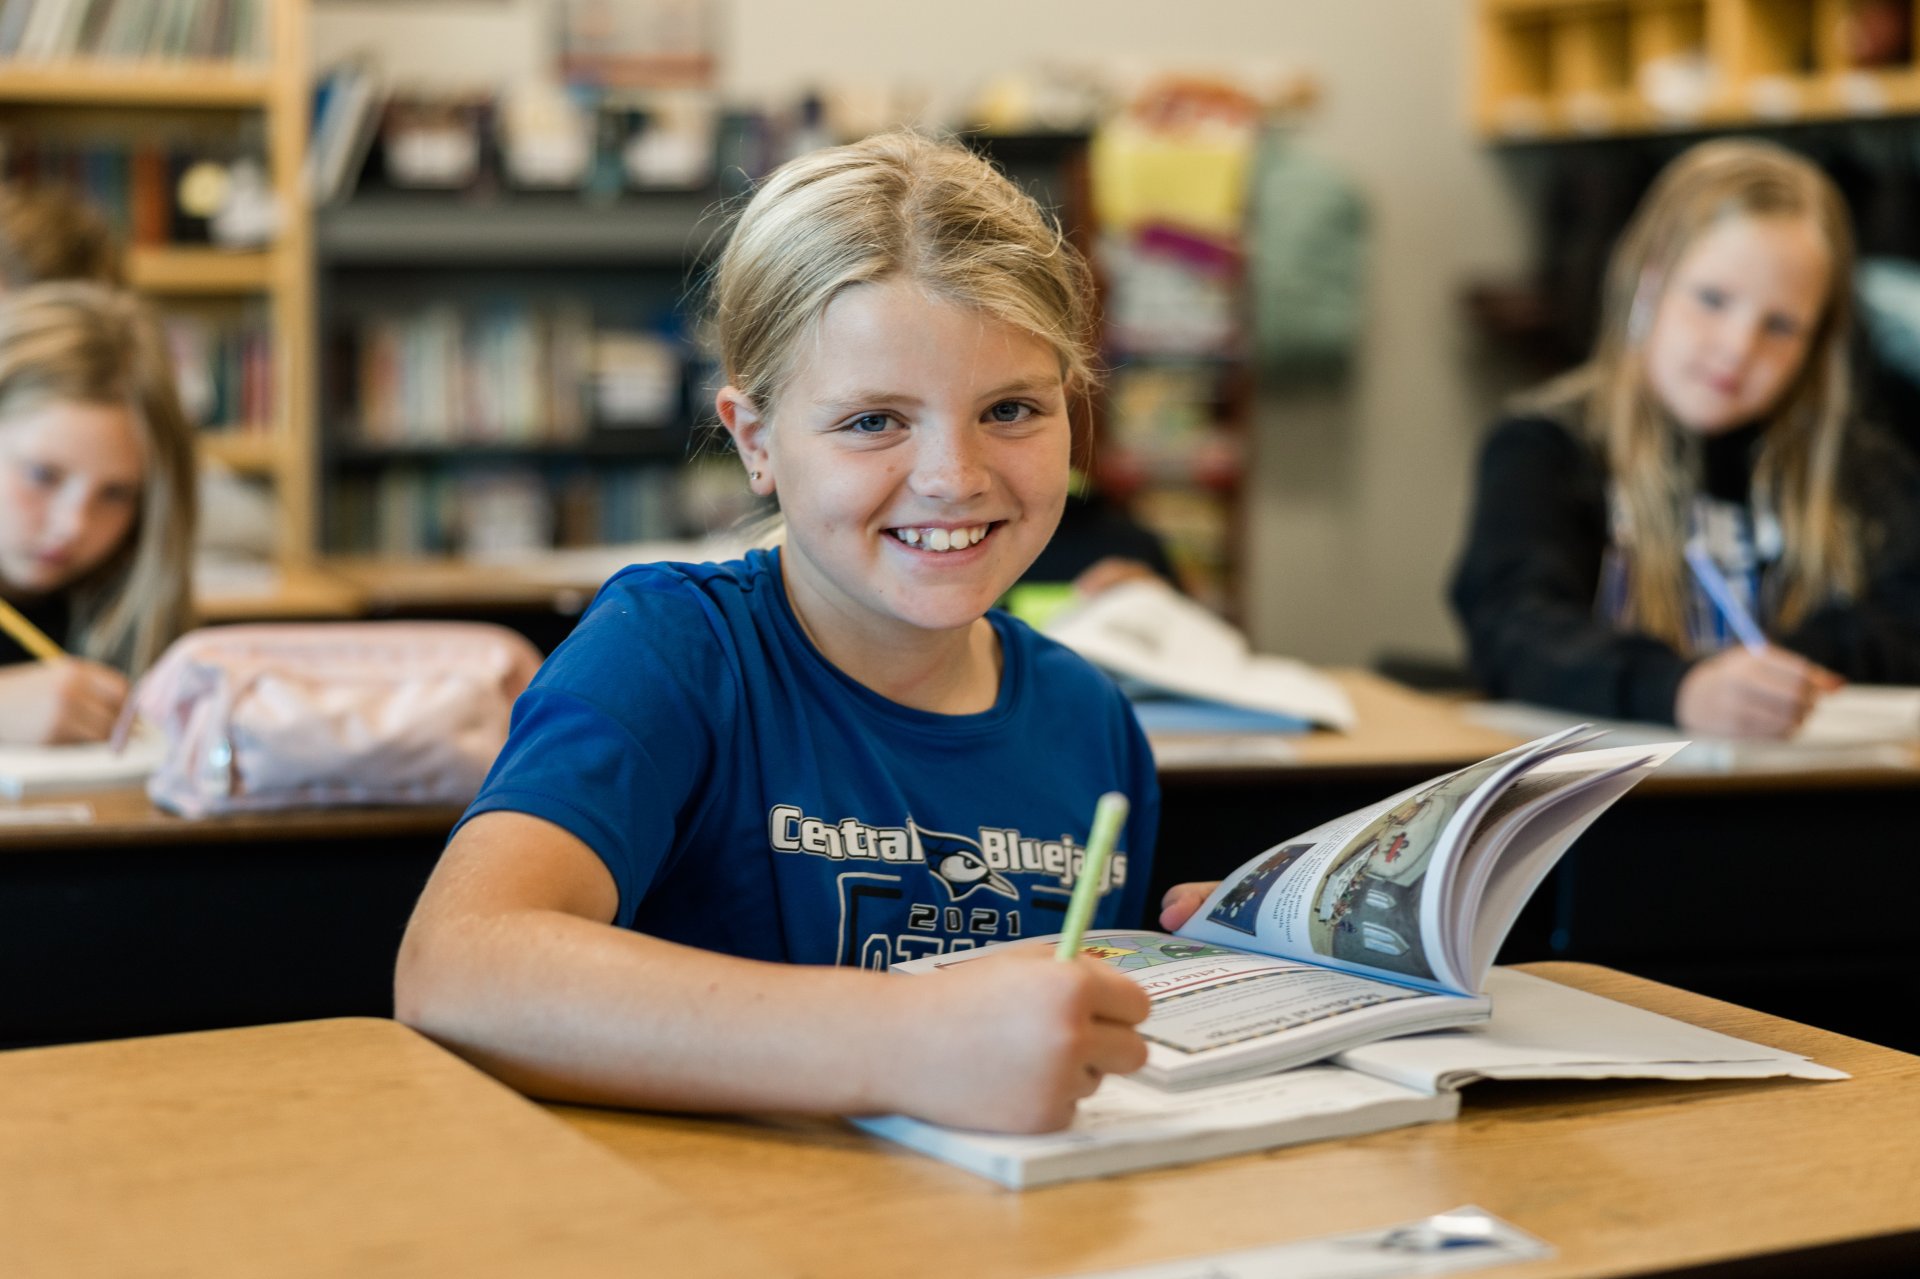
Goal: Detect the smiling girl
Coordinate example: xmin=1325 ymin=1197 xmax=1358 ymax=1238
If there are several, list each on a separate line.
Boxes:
xmin=1450 ymin=140 xmax=1920 ymax=738
xmin=395 ymin=133 xmax=1161 ymax=1134
xmin=0 ymin=283 xmax=195 ymax=744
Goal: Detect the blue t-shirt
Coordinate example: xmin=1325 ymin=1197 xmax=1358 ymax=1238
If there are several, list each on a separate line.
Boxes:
xmin=458 ymin=548 xmax=1159 ymax=969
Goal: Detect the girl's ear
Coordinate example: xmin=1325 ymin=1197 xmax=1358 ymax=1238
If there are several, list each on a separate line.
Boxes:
xmin=716 ymin=386 xmax=775 ymax=496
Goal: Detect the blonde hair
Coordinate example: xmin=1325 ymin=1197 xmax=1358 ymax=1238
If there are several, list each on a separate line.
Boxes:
xmin=0 ymin=184 xmax=123 ymax=289
xmin=709 ymin=131 xmax=1099 ymax=424
xmin=1526 ymin=139 xmax=1858 ymax=650
xmin=0 ymin=283 xmax=195 ymax=672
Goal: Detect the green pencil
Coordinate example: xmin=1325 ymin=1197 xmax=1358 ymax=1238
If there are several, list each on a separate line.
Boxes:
xmin=1055 ymin=791 xmax=1130 ymax=962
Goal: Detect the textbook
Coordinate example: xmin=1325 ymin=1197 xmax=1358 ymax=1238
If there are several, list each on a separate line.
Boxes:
xmin=855 ymin=968 xmax=1842 ymax=1189
xmin=896 ymin=727 xmax=1683 ymax=1091
xmin=1044 ymin=579 xmax=1356 ymax=732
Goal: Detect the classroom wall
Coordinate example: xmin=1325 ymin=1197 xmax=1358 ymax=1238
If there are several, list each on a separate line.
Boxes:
xmin=312 ymin=0 xmax=1535 ymax=668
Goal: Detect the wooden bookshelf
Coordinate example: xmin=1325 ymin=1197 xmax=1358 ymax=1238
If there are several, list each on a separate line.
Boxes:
xmin=200 ymin=431 xmax=281 ymax=474
xmin=1475 ymin=0 xmax=1920 ymax=139
xmin=125 ymin=247 xmax=276 ymax=293
xmin=0 ymin=0 xmax=316 ymax=575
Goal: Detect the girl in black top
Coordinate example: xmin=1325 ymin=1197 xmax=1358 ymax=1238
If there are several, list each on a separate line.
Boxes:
xmin=0 ymin=284 xmax=195 ymax=743
xmin=1452 ymin=140 xmax=1920 ymax=738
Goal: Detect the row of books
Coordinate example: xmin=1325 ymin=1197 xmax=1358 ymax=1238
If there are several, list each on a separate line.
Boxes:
xmin=346 ymin=304 xmax=690 ymax=445
xmin=165 ymin=308 xmax=272 ymax=429
xmin=0 ymin=0 xmax=266 ymax=63
xmin=1 ymin=138 xmax=260 ymax=246
xmin=326 ymin=464 xmax=690 ymax=558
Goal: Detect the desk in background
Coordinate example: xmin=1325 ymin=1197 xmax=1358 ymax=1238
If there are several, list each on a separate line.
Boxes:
xmin=7 ymin=965 xmax=1911 ymax=1278
xmin=7 ymin=670 xmax=1917 ymax=1054
xmin=0 ymin=789 xmax=461 ymax=1048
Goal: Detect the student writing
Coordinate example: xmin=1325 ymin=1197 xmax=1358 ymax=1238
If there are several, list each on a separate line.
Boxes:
xmin=0 ymin=284 xmax=196 ymax=744
xmin=1451 ymin=140 xmax=1920 ymax=738
xmin=395 ymin=134 xmax=1163 ymax=1135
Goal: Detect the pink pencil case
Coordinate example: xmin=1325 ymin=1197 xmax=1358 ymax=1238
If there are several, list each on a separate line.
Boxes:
xmin=123 ymin=622 xmax=542 ymax=817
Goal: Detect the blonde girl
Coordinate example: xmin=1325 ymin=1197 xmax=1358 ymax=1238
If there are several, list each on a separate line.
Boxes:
xmin=0 ymin=283 xmax=196 ymax=744
xmin=397 ymin=133 xmax=1163 ymax=1134
xmin=1450 ymin=139 xmax=1920 ymax=738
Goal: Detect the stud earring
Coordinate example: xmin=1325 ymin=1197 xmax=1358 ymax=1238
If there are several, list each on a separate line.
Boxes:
xmin=751 ymin=470 xmax=762 ymax=481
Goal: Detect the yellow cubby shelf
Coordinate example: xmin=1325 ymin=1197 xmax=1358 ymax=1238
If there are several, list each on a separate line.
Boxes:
xmin=1476 ymin=0 xmax=1920 ymax=140
xmin=0 ymin=61 xmax=273 ymax=108
xmin=200 ymin=431 xmax=281 ymax=474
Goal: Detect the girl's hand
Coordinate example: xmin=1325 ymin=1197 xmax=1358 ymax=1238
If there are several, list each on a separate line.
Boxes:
xmin=1675 ymin=646 xmax=1844 ymax=739
xmin=887 ymin=949 xmax=1150 ymax=1133
xmin=0 ymin=658 xmax=130 ymax=744
xmin=1159 ymin=881 xmax=1221 ymax=930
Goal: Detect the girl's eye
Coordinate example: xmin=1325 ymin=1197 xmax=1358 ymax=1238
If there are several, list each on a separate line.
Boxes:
xmin=848 ymin=413 xmax=894 ymax=435
xmin=22 ymin=463 xmax=60 ymax=489
xmin=1763 ymin=314 xmax=1804 ymax=339
xmin=1694 ymin=286 xmax=1729 ymax=311
xmin=987 ymin=401 xmax=1032 ymax=424
xmin=98 ymin=485 xmax=140 ymax=508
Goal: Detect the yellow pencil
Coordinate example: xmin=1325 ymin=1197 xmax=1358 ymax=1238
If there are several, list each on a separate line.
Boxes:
xmin=0 ymin=595 xmax=64 ymax=662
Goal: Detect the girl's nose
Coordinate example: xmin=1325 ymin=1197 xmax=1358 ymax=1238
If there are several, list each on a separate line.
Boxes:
xmin=909 ymin=427 xmax=991 ymax=501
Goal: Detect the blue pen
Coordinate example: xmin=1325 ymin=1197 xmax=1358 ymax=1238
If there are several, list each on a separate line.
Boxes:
xmin=1684 ymin=544 xmax=1767 ymax=654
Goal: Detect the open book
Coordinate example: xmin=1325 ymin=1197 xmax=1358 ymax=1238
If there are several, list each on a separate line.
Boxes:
xmin=1043 ymin=579 xmax=1356 ymax=733
xmin=855 ymin=968 xmax=1842 ymax=1189
xmin=898 ymin=727 xmax=1682 ymax=1091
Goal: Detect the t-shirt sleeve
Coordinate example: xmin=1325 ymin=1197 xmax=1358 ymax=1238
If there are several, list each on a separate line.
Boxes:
xmin=1449 ymin=416 xmax=1694 ymax=723
xmin=454 ymin=571 xmax=736 ymax=926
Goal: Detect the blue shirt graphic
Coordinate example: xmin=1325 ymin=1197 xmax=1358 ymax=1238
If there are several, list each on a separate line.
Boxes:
xmin=457 ymin=549 xmax=1159 ymax=968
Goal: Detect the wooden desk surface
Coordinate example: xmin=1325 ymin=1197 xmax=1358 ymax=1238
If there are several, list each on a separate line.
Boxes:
xmin=552 ymin=962 xmax=1920 ymax=1279
xmin=0 ymin=785 xmax=462 ymax=852
xmin=0 ymin=1018 xmax=784 ymax=1278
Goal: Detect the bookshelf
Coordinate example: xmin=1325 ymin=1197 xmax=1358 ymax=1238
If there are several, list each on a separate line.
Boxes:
xmin=0 ymin=0 xmax=315 ymax=571
xmin=314 ymin=187 xmax=720 ymax=561
xmin=1476 ymin=0 xmax=1920 ymax=139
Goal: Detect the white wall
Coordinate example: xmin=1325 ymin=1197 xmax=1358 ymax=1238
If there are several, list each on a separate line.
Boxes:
xmin=311 ymin=0 xmax=1534 ymax=667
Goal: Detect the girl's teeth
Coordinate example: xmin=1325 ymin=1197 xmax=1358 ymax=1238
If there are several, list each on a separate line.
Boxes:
xmin=894 ymin=525 xmax=988 ymax=551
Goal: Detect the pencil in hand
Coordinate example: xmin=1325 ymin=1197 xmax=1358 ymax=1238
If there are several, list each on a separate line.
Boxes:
xmin=1055 ymin=791 xmax=1130 ymax=962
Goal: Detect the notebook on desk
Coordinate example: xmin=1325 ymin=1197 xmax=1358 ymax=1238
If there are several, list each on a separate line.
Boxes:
xmin=0 ymin=729 xmax=165 ymax=800
xmin=1465 ymin=695 xmax=1920 ymax=775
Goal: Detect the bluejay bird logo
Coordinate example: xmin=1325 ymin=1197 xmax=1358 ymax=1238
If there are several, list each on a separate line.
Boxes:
xmin=909 ymin=818 xmax=1019 ymax=902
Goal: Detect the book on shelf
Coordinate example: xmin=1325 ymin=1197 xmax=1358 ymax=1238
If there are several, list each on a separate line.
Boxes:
xmin=164 ymin=306 xmax=273 ymax=429
xmin=0 ymin=136 xmax=265 ymax=248
xmin=0 ymin=0 xmax=267 ymax=63
xmin=348 ymin=300 xmax=600 ymax=446
xmin=1044 ymin=576 xmax=1355 ymax=732
xmin=855 ymin=966 xmax=1844 ymax=1189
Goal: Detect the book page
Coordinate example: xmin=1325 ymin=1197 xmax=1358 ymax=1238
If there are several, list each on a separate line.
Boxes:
xmin=1173 ymin=738 xmax=1572 ymax=994
xmin=1334 ymin=968 xmax=1848 ymax=1093
xmin=892 ymin=931 xmax=1484 ymax=1090
xmin=0 ymin=727 xmax=165 ymax=799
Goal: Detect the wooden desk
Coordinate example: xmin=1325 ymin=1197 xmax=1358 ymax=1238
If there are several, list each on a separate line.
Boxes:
xmin=551 ymin=963 xmax=1920 ymax=1279
xmin=0 ymin=1017 xmax=783 ymax=1278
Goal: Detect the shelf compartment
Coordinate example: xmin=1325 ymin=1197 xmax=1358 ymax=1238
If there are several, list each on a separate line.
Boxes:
xmin=316 ymin=192 xmax=722 ymax=266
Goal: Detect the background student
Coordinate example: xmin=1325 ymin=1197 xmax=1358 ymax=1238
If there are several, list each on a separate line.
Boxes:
xmin=0 ymin=284 xmax=197 ymax=744
xmin=396 ymin=133 xmax=1162 ymax=1135
xmin=0 ymin=183 xmax=122 ymax=291
xmin=1451 ymin=139 xmax=1920 ymax=738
